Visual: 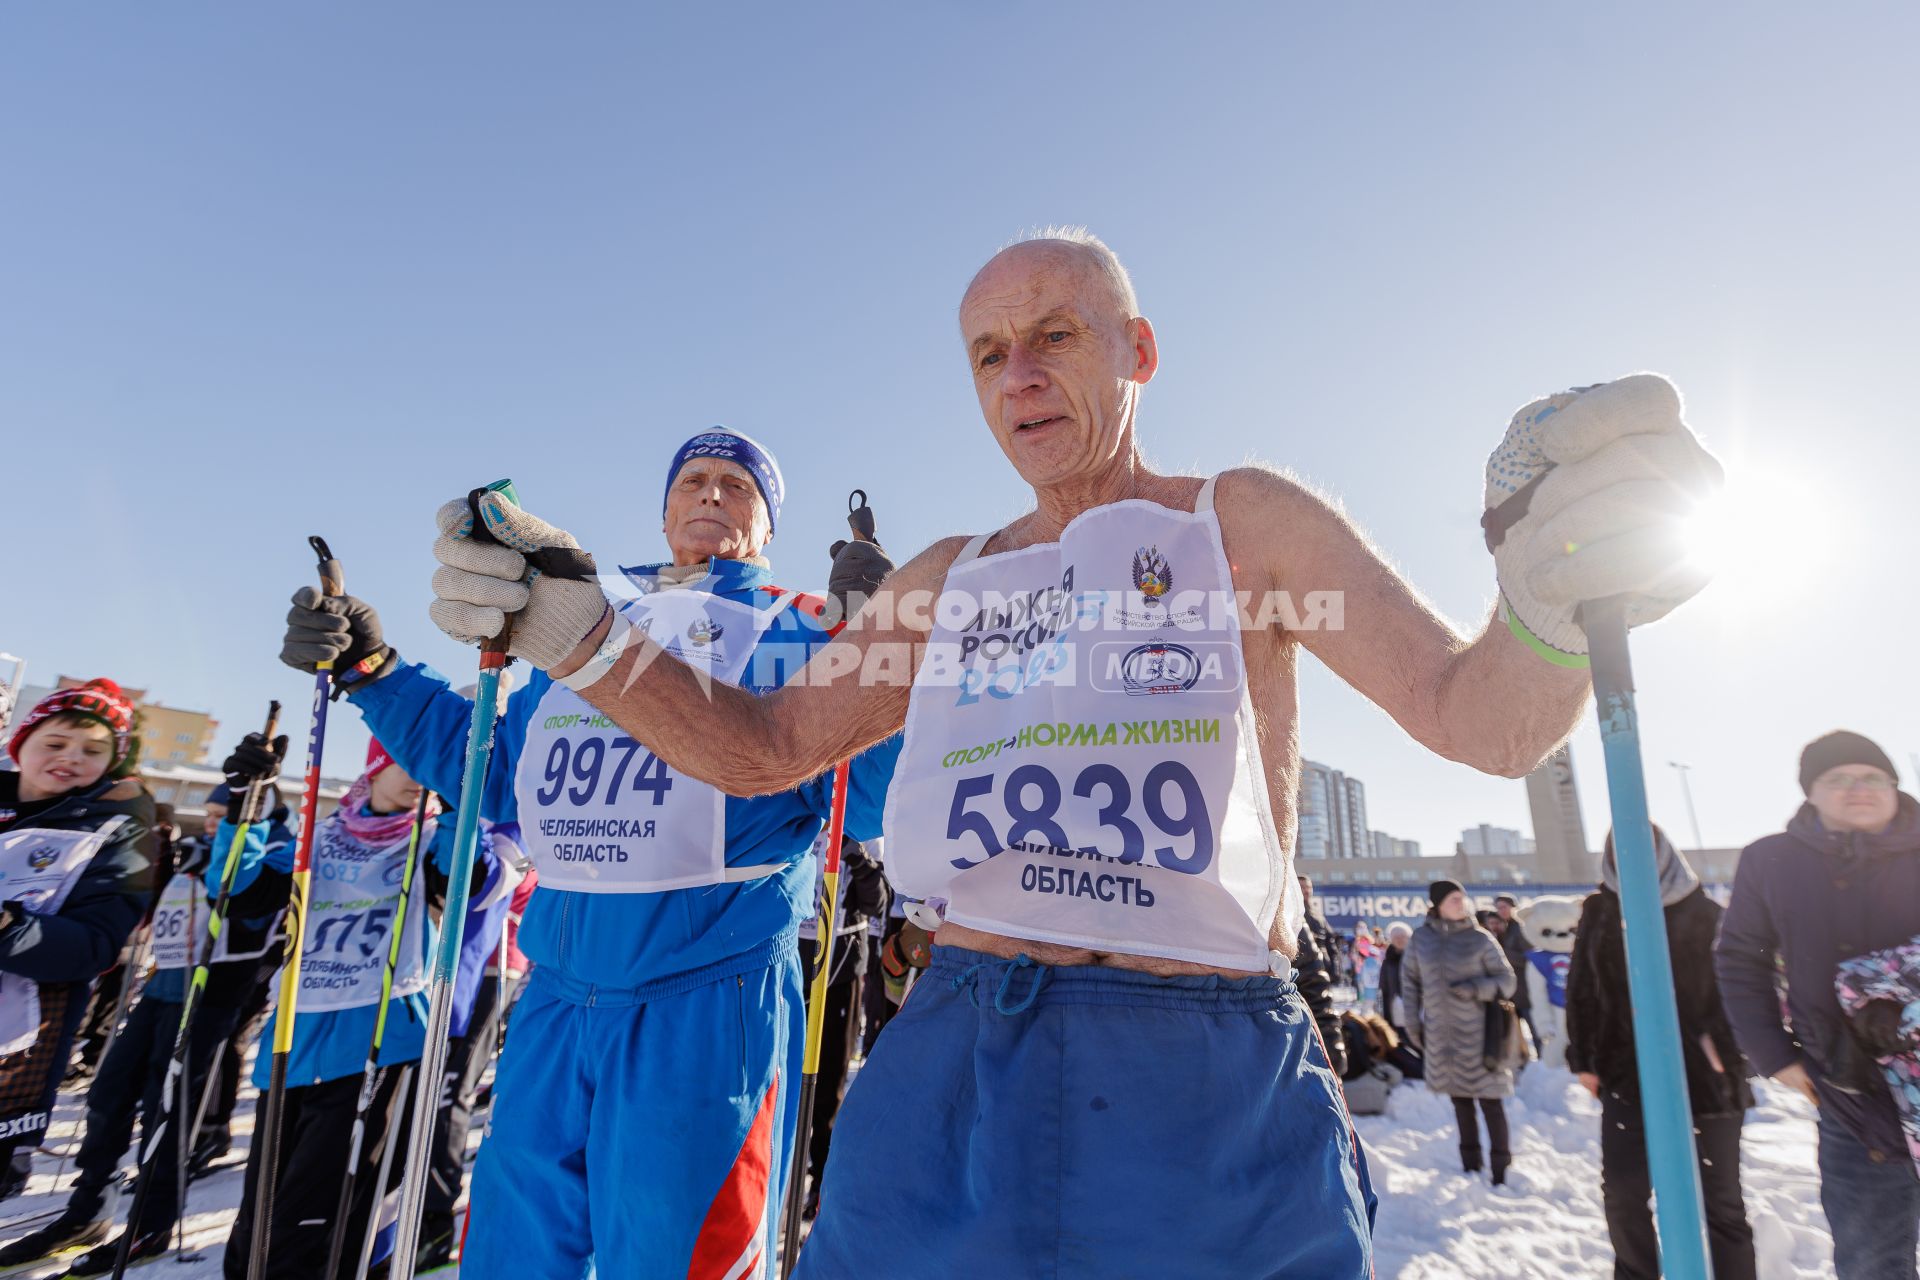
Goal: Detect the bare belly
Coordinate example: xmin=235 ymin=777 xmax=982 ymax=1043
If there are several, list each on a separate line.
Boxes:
xmin=934 ymin=920 xmax=1268 ymax=980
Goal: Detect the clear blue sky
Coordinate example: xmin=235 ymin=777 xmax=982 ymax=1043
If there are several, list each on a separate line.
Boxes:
xmin=4 ymin=3 xmax=1915 ymax=859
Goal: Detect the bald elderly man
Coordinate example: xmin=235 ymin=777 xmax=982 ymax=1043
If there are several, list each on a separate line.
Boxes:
xmin=425 ymin=232 xmax=1720 ymax=1276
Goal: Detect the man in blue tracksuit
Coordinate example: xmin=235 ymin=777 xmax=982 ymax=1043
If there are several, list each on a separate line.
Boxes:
xmin=278 ymin=429 xmax=898 ymax=1278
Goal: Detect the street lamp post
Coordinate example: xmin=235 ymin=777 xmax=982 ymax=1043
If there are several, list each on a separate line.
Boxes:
xmin=1668 ymin=761 xmax=1705 ymax=852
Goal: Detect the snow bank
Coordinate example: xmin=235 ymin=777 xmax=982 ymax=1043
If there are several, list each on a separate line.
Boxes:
xmin=1356 ymin=1068 xmax=1835 ymax=1278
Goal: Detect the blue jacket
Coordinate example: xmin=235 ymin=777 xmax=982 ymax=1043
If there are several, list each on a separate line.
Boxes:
xmin=213 ymin=811 xmax=503 ymax=1089
xmin=1716 ymin=796 xmax=1920 ymax=1158
xmin=350 ymin=556 xmax=900 ymax=996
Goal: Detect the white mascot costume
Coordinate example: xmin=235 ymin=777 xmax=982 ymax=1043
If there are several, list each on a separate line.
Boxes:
xmin=1514 ymin=895 xmax=1581 ymax=1070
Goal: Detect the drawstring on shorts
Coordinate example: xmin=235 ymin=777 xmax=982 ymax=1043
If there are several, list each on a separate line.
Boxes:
xmin=949 ymin=953 xmax=1052 ymax=1015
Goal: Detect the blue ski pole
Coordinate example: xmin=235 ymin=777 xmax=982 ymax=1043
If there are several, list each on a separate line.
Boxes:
xmin=389 ymin=479 xmax=520 ymax=1280
xmin=1582 ymin=595 xmax=1711 ymax=1280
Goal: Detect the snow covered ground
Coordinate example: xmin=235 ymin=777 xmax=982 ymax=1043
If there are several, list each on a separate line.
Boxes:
xmin=0 ymin=1056 xmax=1849 ymax=1278
xmin=1358 ymin=1068 xmax=1838 ymax=1279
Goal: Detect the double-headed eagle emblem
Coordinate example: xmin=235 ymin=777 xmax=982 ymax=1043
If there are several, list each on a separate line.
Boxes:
xmin=1132 ymin=546 xmax=1172 ymax=606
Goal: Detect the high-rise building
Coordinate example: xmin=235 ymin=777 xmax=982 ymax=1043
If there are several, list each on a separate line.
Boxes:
xmin=1297 ymin=760 xmax=1335 ymax=859
xmin=1461 ymin=824 xmax=1526 ymax=856
xmin=1370 ymin=831 xmax=1421 ymax=859
xmin=1525 ymin=744 xmax=1593 ymax=882
xmin=1299 ymin=760 xmax=1371 ymax=859
xmin=1341 ymin=776 xmax=1369 ymax=860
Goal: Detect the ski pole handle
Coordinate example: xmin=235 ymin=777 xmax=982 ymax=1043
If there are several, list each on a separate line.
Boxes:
xmin=310 ymin=535 xmax=344 ymax=600
xmin=847 ymin=488 xmax=877 ymax=544
xmin=466 ymin=479 xmax=521 ymax=665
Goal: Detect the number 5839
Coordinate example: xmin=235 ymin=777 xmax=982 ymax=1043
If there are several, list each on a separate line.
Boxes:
xmin=945 ymin=761 xmax=1214 ymax=873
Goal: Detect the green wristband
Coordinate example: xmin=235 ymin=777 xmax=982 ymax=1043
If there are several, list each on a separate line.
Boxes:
xmin=1501 ymin=598 xmax=1592 ymax=670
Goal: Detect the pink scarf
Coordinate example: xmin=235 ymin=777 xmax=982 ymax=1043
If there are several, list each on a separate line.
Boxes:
xmin=333 ymin=768 xmax=439 ymax=846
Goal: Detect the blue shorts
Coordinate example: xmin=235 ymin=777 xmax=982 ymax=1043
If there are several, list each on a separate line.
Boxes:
xmin=796 ymin=946 xmax=1375 ymax=1280
xmin=462 ymin=948 xmax=803 ymax=1279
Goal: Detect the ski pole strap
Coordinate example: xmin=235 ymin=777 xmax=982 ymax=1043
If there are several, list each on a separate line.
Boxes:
xmin=465 ymin=482 xmax=599 ymax=580
xmin=1480 ymin=466 xmax=1553 ymax=553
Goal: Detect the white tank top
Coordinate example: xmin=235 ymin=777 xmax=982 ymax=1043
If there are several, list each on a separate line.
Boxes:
xmin=883 ymin=478 xmax=1302 ymax=972
xmin=516 ymin=587 xmax=798 ymax=893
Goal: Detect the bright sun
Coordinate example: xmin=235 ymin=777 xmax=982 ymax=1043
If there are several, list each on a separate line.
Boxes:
xmin=1677 ymin=462 xmax=1823 ymax=609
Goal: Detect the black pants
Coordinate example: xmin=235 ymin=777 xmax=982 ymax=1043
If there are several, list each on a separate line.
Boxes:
xmin=71 ymin=994 xmax=241 ymax=1234
xmin=222 ymin=1066 xmax=410 ymax=1280
xmin=1451 ymin=1096 xmax=1510 ymax=1165
xmin=425 ymin=973 xmax=503 ymax=1220
xmin=72 ymin=964 xmax=126 ymax=1073
xmin=207 ymin=974 xmax=273 ymax=1136
xmin=1600 ymin=1091 xmax=1755 ymax=1280
xmin=798 ymin=935 xmax=869 ymax=1186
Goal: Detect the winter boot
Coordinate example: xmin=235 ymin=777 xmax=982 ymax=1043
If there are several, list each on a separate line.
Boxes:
xmin=1459 ymin=1144 xmax=1483 ymax=1174
xmin=65 ymin=1226 xmax=169 ymax=1276
xmin=1490 ymin=1150 xmax=1512 ymax=1186
xmin=0 ymin=1177 xmax=118 ymax=1268
xmin=0 ymin=1149 xmax=31 ymax=1201
xmin=186 ymin=1124 xmax=231 ymax=1180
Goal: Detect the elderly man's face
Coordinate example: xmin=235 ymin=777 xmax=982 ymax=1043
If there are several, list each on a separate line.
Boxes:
xmin=959 ymin=243 xmax=1156 ymax=488
xmin=664 ymin=458 xmax=771 ymax=566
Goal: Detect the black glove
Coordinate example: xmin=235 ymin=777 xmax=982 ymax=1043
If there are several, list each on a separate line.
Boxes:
xmin=281 ymin=587 xmax=395 ymax=690
xmin=827 ymin=539 xmax=894 ymax=617
xmin=221 ymin=733 xmax=289 ymax=807
xmin=1851 ymin=999 xmax=1913 ymax=1058
xmin=841 ymin=838 xmax=889 ymax=922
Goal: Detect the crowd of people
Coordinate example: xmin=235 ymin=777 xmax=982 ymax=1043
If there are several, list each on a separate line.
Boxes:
xmin=1294 ymin=728 xmax=1920 ymax=1280
xmin=0 ymin=228 xmax=1911 ymax=1279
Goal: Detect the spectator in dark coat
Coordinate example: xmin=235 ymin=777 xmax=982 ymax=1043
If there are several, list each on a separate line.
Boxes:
xmin=1716 ymin=730 xmax=1920 ymax=1280
xmin=1297 ymin=874 xmax=1342 ymax=984
xmin=1379 ymin=921 xmax=1413 ymax=1041
xmin=1493 ymin=894 xmax=1536 ymax=1044
xmin=1569 ymin=825 xmax=1756 ymax=1280
xmin=1294 ymin=922 xmax=1347 ymax=1077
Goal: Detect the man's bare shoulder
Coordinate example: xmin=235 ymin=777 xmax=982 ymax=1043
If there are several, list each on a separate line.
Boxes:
xmin=1210 ymin=465 xmax=1354 ymax=581
xmin=885 ymin=534 xmax=976 ymax=596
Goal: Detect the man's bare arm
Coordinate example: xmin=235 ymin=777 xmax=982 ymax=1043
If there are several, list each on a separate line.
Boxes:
xmin=565 ymin=537 xmax=970 ymax=797
xmin=1217 ymin=466 xmax=1589 ymax=777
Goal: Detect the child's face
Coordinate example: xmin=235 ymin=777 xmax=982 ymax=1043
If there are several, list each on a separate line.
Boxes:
xmin=16 ymin=719 xmax=115 ymax=801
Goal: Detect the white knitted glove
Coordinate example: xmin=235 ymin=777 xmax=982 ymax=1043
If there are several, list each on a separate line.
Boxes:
xmin=429 ymin=492 xmax=610 ymax=671
xmin=1483 ymin=374 xmax=1722 ymax=666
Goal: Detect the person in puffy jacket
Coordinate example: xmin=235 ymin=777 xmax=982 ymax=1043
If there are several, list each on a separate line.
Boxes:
xmin=1403 ymin=879 xmax=1517 ymax=1183
xmin=1716 ymin=730 xmax=1920 ymax=1280
xmin=1568 ymin=824 xmax=1755 ymax=1280
xmin=0 ymin=681 xmax=153 ymax=1202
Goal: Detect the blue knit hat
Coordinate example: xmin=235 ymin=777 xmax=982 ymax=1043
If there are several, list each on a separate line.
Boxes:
xmin=663 ymin=429 xmax=784 ymax=535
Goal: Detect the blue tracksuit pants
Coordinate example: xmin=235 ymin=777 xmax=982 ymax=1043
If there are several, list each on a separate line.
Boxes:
xmin=462 ymin=949 xmax=804 ymax=1279
xmin=795 ymin=946 xmax=1376 ymax=1279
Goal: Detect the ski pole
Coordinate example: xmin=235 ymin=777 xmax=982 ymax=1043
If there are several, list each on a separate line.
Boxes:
xmin=322 ymin=786 xmax=434 ymax=1280
xmin=354 ymin=1064 xmax=415 ymax=1280
xmin=456 ymin=874 xmax=523 ymax=1260
xmin=780 ymin=760 xmax=851 ymax=1278
xmin=389 ymin=480 xmax=523 ymax=1280
xmin=109 ymin=699 xmax=282 ymax=1280
xmin=248 ymin=536 xmax=344 ymax=1280
xmin=1582 ymin=596 xmax=1711 ymax=1280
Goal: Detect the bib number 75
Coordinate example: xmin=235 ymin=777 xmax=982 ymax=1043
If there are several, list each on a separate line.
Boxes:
xmin=945 ymin=761 xmax=1214 ymax=874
